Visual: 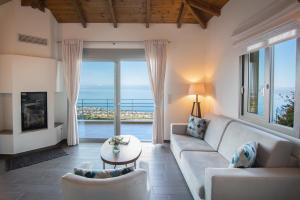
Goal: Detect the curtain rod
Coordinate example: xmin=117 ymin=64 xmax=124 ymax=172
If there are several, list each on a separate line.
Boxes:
xmin=56 ymin=40 xmax=171 ymax=44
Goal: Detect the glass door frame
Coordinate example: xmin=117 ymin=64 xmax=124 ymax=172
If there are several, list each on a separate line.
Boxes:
xmin=114 ymin=60 xmax=121 ymax=136
xmin=79 ymin=59 xmax=148 ymax=141
xmin=78 ymin=60 xmax=117 ymax=142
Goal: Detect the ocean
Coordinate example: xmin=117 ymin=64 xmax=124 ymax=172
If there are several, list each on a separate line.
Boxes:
xmin=78 ymin=85 xmax=154 ymax=112
xmin=79 ymin=86 xmax=294 ymax=116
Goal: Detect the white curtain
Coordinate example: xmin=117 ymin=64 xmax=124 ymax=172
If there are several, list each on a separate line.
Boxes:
xmin=144 ymin=40 xmax=168 ymax=144
xmin=62 ymin=39 xmax=83 ymax=146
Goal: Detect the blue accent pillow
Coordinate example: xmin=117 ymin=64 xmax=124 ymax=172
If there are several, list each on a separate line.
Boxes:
xmin=186 ymin=115 xmax=208 ymax=139
xmin=229 ymin=142 xmax=257 ymax=168
xmin=74 ymin=167 xmax=134 ymax=179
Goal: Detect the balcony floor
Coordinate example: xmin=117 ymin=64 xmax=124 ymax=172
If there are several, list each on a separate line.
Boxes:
xmin=78 ymin=121 xmax=153 ymax=141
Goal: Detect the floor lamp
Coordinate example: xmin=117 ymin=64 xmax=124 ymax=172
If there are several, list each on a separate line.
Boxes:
xmin=189 ymin=83 xmax=206 ymax=118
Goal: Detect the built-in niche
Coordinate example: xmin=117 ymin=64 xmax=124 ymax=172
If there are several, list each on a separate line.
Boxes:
xmin=0 ymin=93 xmax=13 ymax=134
xmin=21 ymin=92 xmax=48 ymax=132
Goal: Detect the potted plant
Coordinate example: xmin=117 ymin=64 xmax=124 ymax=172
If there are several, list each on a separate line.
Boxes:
xmin=109 ymin=136 xmax=124 ymax=154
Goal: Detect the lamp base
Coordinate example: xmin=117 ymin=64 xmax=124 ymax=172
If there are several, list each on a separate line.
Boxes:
xmin=191 ymin=101 xmax=201 ymax=118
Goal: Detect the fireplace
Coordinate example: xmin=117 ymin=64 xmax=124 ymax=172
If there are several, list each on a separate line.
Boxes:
xmin=21 ymin=92 xmax=48 ymax=131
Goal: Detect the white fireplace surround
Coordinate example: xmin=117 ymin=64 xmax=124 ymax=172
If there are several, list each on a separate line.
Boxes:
xmin=0 ymin=54 xmax=66 ymax=154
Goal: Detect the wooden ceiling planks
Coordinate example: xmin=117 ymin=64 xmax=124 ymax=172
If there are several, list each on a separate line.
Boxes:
xmin=21 ymin=0 xmax=229 ymax=28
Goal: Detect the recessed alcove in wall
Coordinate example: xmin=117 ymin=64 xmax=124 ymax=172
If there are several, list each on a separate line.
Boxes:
xmin=0 ymin=93 xmax=13 ymax=134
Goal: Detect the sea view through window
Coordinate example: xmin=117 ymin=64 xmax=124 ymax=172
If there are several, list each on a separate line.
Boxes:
xmin=241 ymin=37 xmax=297 ymax=135
xmin=77 ymin=60 xmax=153 ymax=141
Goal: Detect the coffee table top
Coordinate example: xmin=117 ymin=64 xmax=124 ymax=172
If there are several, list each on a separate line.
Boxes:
xmin=100 ymin=135 xmax=142 ymax=165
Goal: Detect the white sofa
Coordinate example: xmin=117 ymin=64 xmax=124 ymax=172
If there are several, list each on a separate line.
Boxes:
xmin=61 ymin=162 xmax=150 ymax=200
xmin=171 ymin=115 xmax=300 ymax=200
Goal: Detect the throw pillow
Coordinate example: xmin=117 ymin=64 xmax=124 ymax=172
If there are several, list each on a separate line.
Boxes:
xmin=186 ymin=115 xmax=208 ymax=139
xmin=74 ymin=167 xmax=134 ymax=179
xmin=229 ymin=141 xmax=257 ymax=168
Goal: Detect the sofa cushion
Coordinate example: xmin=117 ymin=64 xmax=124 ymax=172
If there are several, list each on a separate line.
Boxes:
xmin=171 ymin=134 xmax=215 ymax=158
xmin=204 ymin=115 xmax=232 ymax=150
xmin=180 ymin=151 xmax=228 ymax=199
xmin=229 ymin=141 xmax=257 ymax=168
xmin=186 ymin=115 xmax=208 ymax=139
xmin=74 ymin=167 xmax=134 ymax=179
xmin=218 ymin=122 xmax=293 ymax=167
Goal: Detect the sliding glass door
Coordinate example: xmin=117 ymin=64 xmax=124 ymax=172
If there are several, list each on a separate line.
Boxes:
xmin=77 ymin=61 xmax=115 ymax=139
xmin=120 ymin=61 xmax=153 ymax=141
xmin=78 ymin=59 xmax=153 ymax=141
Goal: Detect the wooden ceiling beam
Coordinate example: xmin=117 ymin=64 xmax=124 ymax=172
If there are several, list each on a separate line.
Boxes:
xmin=189 ymin=0 xmax=220 ymax=16
xmin=108 ymin=0 xmax=117 ymax=28
xmin=23 ymin=0 xmax=47 ymax=12
xmin=176 ymin=2 xmax=186 ymax=28
xmin=145 ymin=0 xmax=151 ymax=28
xmin=0 ymin=0 xmax=12 ymax=6
xmin=184 ymin=0 xmax=206 ymax=29
xmin=70 ymin=0 xmax=87 ymax=28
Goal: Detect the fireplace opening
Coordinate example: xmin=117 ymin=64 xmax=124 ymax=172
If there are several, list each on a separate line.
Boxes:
xmin=21 ymin=92 xmax=48 ymax=132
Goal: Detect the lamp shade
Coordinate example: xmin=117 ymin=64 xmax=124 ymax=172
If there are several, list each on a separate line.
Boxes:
xmin=188 ymin=83 xmax=206 ymax=95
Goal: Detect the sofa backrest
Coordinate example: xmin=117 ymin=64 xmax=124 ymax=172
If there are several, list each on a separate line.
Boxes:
xmin=204 ymin=114 xmax=232 ymax=150
xmin=218 ymin=121 xmax=293 ymax=167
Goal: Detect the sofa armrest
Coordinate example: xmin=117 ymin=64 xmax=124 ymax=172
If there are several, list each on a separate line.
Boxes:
xmin=205 ymin=168 xmax=300 ymax=200
xmin=171 ymin=123 xmax=188 ymax=135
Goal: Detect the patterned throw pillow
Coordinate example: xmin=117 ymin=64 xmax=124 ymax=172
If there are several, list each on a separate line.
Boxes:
xmin=186 ymin=115 xmax=208 ymax=139
xmin=74 ymin=167 xmax=134 ymax=179
xmin=229 ymin=142 xmax=257 ymax=168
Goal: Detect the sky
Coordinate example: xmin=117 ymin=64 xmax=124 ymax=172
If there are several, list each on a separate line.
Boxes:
xmin=80 ymin=61 xmax=150 ymax=88
xmin=273 ymin=38 xmax=296 ymax=89
xmin=251 ymin=38 xmax=296 ymax=116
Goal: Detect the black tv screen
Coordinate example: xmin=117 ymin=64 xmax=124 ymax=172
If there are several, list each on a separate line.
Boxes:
xmin=21 ymin=92 xmax=48 ymax=132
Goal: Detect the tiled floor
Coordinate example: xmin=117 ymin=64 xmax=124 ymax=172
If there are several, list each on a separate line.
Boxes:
xmin=0 ymin=143 xmax=193 ymax=200
xmin=78 ymin=122 xmax=153 ymax=141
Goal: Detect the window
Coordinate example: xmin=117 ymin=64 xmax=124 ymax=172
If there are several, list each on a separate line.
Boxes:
xmin=240 ymin=37 xmax=299 ymax=136
xmin=247 ymin=49 xmax=265 ymax=116
xmin=271 ymin=39 xmax=296 ymax=128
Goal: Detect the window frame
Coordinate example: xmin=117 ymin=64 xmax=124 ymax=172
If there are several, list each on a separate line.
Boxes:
xmin=239 ymin=37 xmax=300 ymax=138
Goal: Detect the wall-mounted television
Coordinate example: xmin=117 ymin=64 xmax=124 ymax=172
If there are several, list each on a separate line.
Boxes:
xmin=21 ymin=92 xmax=48 ymax=132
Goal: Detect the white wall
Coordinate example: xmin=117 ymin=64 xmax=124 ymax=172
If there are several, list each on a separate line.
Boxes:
xmin=0 ymin=1 xmax=15 ymax=55
xmin=203 ymin=0 xmax=296 ymax=118
xmin=0 ymin=55 xmax=58 ymax=154
xmin=0 ymin=0 xmax=63 ymax=154
xmin=55 ymin=93 xmax=68 ymax=139
xmin=0 ymin=55 xmax=13 ymax=93
xmin=59 ymin=23 xmax=207 ymax=139
xmin=2 ymin=94 xmax=12 ymax=130
xmin=0 ymin=94 xmax=12 ymax=131
xmin=0 ymin=0 xmax=58 ymax=58
xmin=11 ymin=55 xmax=57 ymax=153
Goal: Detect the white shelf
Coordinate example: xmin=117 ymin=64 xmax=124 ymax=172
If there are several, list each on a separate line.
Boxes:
xmin=54 ymin=122 xmax=63 ymax=128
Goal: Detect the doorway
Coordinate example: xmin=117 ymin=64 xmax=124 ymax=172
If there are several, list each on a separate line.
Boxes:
xmin=77 ymin=59 xmax=153 ymax=141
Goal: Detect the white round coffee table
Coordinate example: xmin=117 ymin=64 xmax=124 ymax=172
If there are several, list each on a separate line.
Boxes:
xmin=100 ymin=135 xmax=142 ymax=169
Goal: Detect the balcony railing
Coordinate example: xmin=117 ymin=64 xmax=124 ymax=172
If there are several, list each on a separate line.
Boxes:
xmin=77 ymin=99 xmax=154 ymax=121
